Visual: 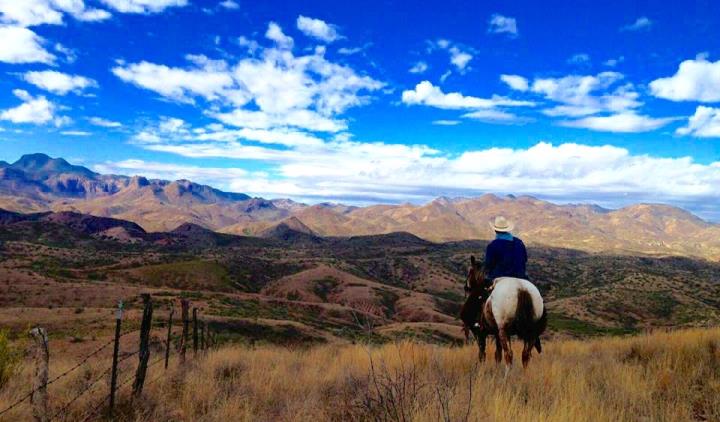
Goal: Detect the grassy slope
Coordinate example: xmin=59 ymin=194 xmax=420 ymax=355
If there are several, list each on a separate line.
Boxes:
xmin=0 ymin=328 xmax=719 ymax=421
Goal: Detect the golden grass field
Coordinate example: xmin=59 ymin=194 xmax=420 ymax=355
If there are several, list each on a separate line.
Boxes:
xmin=1 ymin=327 xmax=719 ymax=421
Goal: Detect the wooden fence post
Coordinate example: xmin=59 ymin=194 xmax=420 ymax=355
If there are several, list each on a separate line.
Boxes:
xmin=109 ymin=301 xmax=123 ymax=418
xmin=179 ymin=299 xmax=189 ymax=365
xmin=192 ymin=308 xmax=198 ymax=357
xmin=29 ymin=327 xmax=49 ymax=422
xmin=133 ymin=294 xmax=153 ymax=396
xmin=164 ymin=306 xmax=174 ymax=369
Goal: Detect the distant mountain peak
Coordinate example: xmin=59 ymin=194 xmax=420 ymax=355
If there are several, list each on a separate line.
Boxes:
xmin=12 ymin=153 xmax=96 ymax=178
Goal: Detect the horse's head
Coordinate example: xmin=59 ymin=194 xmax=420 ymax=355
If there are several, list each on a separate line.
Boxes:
xmin=466 ymin=255 xmax=484 ymax=290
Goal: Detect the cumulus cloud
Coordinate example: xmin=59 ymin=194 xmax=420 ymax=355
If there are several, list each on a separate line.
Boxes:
xmin=500 ymin=74 xmax=528 ymax=91
xmin=0 ymin=0 xmax=111 ymax=26
xmin=23 ymin=70 xmax=97 ymax=95
xmin=0 ymin=26 xmax=55 ymax=64
xmin=621 ymin=16 xmax=653 ymax=32
xmin=428 ymin=39 xmax=474 ymax=73
xmin=676 ymin=106 xmax=720 ymax=137
xmin=89 ymin=117 xmax=122 ymax=127
xmin=561 ymin=112 xmax=676 ymax=133
xmin=402 ymin=81 xmax=532 ymax=110
xmin=113 ymin=29 xmax=384 ymax=134
xmin=296 ymin=15 xmax=341 ymax=43
xmin=112 ymin=55 xmax=236 ymax=103
xmin=116 ymin=122 xmax=720 ymax=211
xmin=649 ymin=58 xmax=720 ymax=102
xmin=409 ymin=61 xmax=428 ymax=74
xmin=488 ymin=14 xmax=518 ymax=36
xmin=219 ymin=0 xmax=239 ymax=10
xmin=0 ymin=89 xmax=68 ymax=126
xmin=100 ymin=0 xmax=187 ymax=14
xmin=265 ymin=21 xmax=294 ymax=49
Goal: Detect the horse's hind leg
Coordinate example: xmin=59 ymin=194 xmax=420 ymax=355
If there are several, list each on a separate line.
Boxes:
xmin=498 ymin=327 xmax=513 ymax=368
xmin=494 ymin=335 xmax=502 ymax=364
xmin=522 ymin=340 xmax=533 ymax=369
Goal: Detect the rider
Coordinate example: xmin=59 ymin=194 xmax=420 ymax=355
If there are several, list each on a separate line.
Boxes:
xmin=484 ymin=216 xmax=528 ymax=283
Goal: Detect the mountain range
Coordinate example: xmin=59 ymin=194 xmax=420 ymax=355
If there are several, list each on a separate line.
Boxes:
xmin=1 ymin=153 xmax=719 ymax=260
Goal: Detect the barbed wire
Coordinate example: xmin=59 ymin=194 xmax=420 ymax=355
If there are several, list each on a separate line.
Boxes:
xmin=0 ymin=333 xmax=139 ymax=418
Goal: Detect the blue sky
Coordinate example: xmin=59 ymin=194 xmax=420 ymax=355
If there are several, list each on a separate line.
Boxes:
xmin=1 ymin=0 xmax=719 ymax=219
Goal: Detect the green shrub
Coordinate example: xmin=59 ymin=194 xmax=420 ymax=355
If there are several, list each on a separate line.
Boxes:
xmin=0 ymin=330 xmax=20 ymax=389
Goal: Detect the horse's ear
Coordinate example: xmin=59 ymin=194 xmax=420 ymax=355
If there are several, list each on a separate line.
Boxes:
xmin=470 ymin=255 xmax=476 ymax=265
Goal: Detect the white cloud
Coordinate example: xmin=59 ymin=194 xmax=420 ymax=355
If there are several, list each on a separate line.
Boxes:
xmin=621 ymin=16 xmax=652 ymax=32
xmin=603 ymin=56 xmax=624 ymax=67
xmin=462 ymin=109 xmax=529 ymax=124
xmin=448 ymin=46 xmax=472 ymax=71
xmin=531 ymin=72 xmax=641 ymax=117
xmin=432 ymin=120 xmax=460 ymax=126
xmin=60 ymin=130 xmax=92 ymax=136
xmin=100 ymin=0 xmax=187 ymax=14
xmin=561 ymin=112 xmax=675 ymax=133
xmin=567 ymin=53 xmax=590 ymax=65
xmin=23 ymin=70 xmax=97 ymax=95
xmin=409 ymin=61 xmax=428 ymax=74
xmin=219 ymin=0 xmax=238 ymax=10
xmin=676 ymin=106 xmax=720 ymax=137
xmin=402 ymin=81 xmax=533 ymax=110
xmin=500 ymin=74 xmax=528 ymax=91
xmin=488 ymin=14 xmax=518 ymax=36
xmin=296 ymin=15 xmax=341 ymax=43
xmin=0 ymin=0 xmax=111 ymax=26
xmin=89 ymin=117 xmax=122 ymax=127
xmin=112 ymin=56 xmax=236 ymax=103
xmin=0 ymin=26 xmax=55 ymax=64
xmin=427 ymin=39 xmax=473 ymax=73
xmin=649 ymin=58 xmax=720 ymax=102
xmin=265 ymin=21 xmax=293 ymax=49
xmin=0 ymin=89 xmax=67 ymax=126
xmin=114 ymin=35 xmax=384 ymax=133
xmin=118 ymin=128 xmax=720 ymax=210
xmin=94 ymin=159 xmax=250 ymax=188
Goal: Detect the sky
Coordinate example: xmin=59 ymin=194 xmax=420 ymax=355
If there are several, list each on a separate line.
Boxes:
xmin=0 ymin=0 xmax=719 ymax=220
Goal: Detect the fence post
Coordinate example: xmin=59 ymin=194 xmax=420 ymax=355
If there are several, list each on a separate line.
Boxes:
xmin=179 ymin=299 xmax=189 ymax=365
xmin=164 ymin=306 xmax=174 ymax=370
xmin=29 ymin=327 xmax=49 ymax=422
xmin=133 ymin=294 xmax=153 ymax=396
xmin=109 ymin=300 xmax=123 ymax=418
xmin=192 ymin=308 xmax=198 ymax=357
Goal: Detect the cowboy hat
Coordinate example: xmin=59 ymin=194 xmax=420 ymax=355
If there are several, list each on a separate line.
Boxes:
xmin=489 ymin=215 xmax=514 ymax=233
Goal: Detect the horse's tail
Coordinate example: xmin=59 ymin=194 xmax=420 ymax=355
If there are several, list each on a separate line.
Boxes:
xmin=514 ymin=289 xmax=536 ymax=341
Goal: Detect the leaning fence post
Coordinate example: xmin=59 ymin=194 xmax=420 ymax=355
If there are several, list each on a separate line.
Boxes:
xmin=164 ymin=306 xmax=174 ymax=369
xmin=29 ymin=327 xmax=49 ymax=422
xmin=192 ymin=308 xmax=198 ymax=357
xmin=133 ymin=294 xmax=153 ymax=396
xmin=179 ymin=299 xmax=189 ymax=365
xmin=109 ymin=300 xmax=123 ymax=418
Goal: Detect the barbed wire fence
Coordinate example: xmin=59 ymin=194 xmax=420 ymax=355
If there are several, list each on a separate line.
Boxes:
xmin=0 ymin=294 xmax=217 ymax=421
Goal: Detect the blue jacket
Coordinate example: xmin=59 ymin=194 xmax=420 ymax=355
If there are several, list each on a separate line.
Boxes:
xmin=484 ymin=236 xmax=528 ymax=281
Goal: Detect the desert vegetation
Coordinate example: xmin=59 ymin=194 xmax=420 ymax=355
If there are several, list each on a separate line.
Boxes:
xmin=1 ymin=327 xmax=718 ymax=421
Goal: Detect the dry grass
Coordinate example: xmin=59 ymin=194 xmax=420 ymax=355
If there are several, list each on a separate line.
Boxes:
xmin=1 ymin=328 xmax=719 ymax=421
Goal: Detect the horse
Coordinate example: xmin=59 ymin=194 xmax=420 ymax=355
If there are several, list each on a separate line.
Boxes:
xmin=470 ymin=276 xmax=547 ymax=370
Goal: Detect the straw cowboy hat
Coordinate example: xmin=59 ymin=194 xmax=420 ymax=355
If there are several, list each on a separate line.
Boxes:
xmin=489 ymin=216 xmax=514 ymax=233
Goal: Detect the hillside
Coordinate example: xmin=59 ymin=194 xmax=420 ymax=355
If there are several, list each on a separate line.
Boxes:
xmin=1 ymin=209 xmax=719 ymax=345
xmin=1 ymin=154 xmax=720 ymax=259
